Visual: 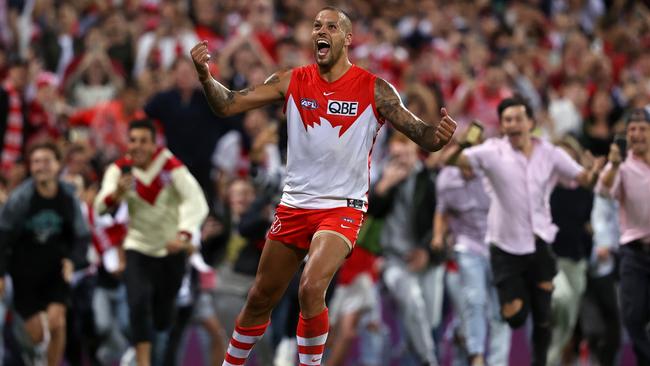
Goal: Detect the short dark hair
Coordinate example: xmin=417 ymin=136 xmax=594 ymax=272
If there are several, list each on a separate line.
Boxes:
xmin=497 ymin=95 xmax=534 ymax=121
xmin=128 ymin=119 xmax=157 ymax=141
xmin=319 ymin=6 xmax=352 ymax=33
xmin=28 ymin=141 xmax=62 ymax=161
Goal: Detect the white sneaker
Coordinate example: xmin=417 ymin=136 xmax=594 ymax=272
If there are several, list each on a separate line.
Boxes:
xmin=120 ymin=347 xmax=136 ymax=366
xmin=273 ymin=338 xmax=297 ymax=366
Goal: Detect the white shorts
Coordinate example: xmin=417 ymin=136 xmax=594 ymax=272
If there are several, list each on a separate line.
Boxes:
xmin=329 ymin=273 xmax=380 ymax=324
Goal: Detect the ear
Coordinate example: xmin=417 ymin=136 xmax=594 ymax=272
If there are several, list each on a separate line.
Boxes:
xmin=344 ymin=32 xmax=352 ymax=47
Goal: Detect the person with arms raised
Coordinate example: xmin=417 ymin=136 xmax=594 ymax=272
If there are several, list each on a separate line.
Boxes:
xmin=191 ymin=6 xmax=456 ymax=366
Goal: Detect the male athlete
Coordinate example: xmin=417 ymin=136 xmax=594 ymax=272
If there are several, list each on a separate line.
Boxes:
xmin=191 ymin=7 xmax=456 ymax=366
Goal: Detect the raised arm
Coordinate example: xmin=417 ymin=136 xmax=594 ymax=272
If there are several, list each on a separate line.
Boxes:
xmin=190 ymin=40 xmax=291 ymax=117
xmin=375 ymin=78 xmax=457 ymax=152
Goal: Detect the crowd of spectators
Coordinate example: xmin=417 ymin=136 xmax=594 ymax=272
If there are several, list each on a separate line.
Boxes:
xmin=1 ymin=0 xmax=649 ymax=365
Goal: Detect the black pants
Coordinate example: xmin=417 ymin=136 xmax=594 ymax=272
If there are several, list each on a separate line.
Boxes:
xmin=490 ymin=240 xmax=557 ymax=366
xmin=580 ymin=272 xmax=621 ymax=366
xmin=619 ymin=242 xmax=650 ymax=366
xmin=124 ymin=250 xmax=186 ymax=343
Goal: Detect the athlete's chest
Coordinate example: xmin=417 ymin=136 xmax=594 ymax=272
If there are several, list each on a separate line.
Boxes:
xmin=290 ymin=77 xmax=376 ymax=137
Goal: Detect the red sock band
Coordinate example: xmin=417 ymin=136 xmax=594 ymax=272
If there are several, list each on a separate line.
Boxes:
xmin=223 ymin=320 xmax=270 ymax=366
xmin=296 ymin=308 xmax=329 ymax=366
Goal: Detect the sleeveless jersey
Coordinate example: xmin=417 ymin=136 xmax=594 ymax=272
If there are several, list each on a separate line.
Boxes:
xmin=282 ymin=64 xmax=384 ymax=212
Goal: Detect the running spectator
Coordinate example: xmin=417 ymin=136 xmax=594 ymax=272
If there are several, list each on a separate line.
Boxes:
xmin=448 ymin=96 xmax=603 ymax=366
xmin=597 ymin=107 xmax=650 ymax=365
xmin=0 ymin=141 xmax=91 ymax=365
xmin=94 ymin=119 xmax=208 ymax=366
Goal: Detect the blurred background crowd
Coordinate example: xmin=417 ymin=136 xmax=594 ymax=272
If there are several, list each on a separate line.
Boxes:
xmin=1 ymin=0 xmax=649 ymax=365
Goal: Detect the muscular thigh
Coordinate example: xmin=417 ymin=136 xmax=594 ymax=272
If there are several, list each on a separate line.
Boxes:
xmin=301 ymin=232 xmax=350 ymax=288
xmin=253 ymin=240 xmax=307 ymax=298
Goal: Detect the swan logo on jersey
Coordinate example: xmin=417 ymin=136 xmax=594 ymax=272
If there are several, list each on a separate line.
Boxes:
xmin=327 ymin=100 xmax=358 ymax=116
xmin=300 ymin=98 xmax=319 ymax=110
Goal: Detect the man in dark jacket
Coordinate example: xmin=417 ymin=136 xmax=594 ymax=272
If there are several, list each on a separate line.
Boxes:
xmin=0 ymin=141 xmax=90 ymax=365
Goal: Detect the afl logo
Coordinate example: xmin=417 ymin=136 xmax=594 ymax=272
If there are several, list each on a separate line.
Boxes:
xmin=270 ymin=214 xmax=282 ymax=234
xmin=300 ymin=98 xmax=319 ymax=110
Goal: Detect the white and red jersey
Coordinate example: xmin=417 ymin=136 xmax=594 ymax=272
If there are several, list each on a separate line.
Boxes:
xmin=282 ymin=64 xmax=384 ymax=212
xmin=94 ymin=147 xmax=209 ymax=257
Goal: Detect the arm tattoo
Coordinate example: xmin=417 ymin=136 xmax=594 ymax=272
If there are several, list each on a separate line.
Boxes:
xmin=264 ymin=73 xmax=285 ymax=98
xmin=201 ymin=72 xmax=285 ymax=117
xmin=375 ymin=78 xmax=438 ymax=151
xmin=202 ymin=78 xmax=237 ymax=117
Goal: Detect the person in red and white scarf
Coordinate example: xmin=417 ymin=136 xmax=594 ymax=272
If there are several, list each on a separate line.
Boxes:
xmin=0 ymin=57 xmax=30 ymax=173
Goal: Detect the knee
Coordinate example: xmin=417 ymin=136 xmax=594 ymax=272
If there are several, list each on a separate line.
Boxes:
xmin=501 ymin=298 xmax=527 ymax=328
xmin=246 ymin=283 xmax=279 ymax=314
xmin=25 ymin=316 xmax=45 ymax=344
xmin=48 ymin=311 xmax=66 ymax=334
xmin=298 ymin=276 xmax=327 ymax=309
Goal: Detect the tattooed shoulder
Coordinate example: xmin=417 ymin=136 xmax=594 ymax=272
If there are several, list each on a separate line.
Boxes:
xmin=375 ymin=78 xmax=402 ymax=120
xmin=265 ymin=68 xmax=291 ymax=98
xmin=374 ymin=77 xmax=433 ymax=146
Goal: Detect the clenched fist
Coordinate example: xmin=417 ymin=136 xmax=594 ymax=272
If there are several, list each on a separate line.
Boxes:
xmin=434 ymin=107 xmax=457 ymax=150
xmin=190 ymin=40 xmax=212 ymax=82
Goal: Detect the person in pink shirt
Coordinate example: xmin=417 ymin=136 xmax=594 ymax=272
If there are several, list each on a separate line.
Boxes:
xmin=448 ymin=96 xmax=602 ymax=366
xmin=597 ymin=107 xmax=650 ymax=365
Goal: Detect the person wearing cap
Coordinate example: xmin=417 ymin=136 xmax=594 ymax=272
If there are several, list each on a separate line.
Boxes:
xmin=0 ymin=56 xmax=29 ymax=172
xmin=597 ymin=107 xmax=650 ymax=365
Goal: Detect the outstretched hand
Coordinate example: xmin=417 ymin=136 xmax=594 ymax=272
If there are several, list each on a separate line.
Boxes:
xmin=190 ymin=40 xmax=212 ymax=82
xmin=434 ymin=107 xmax=457 ymax=150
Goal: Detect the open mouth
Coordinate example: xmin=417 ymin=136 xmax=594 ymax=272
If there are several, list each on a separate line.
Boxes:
xmin=316 ymin=39 xmax=330 ymax=57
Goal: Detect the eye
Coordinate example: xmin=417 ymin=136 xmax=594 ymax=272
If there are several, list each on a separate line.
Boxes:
xmin=329 ymin=24 xmax=336 ymax=30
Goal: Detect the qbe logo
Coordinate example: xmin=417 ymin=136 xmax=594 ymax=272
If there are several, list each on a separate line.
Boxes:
xmin=327 ymin=100 xmax=358 ymax=116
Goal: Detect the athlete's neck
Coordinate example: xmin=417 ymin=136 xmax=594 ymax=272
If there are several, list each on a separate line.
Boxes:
xmin=317 ymin=58 xmax=353 ymax=83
